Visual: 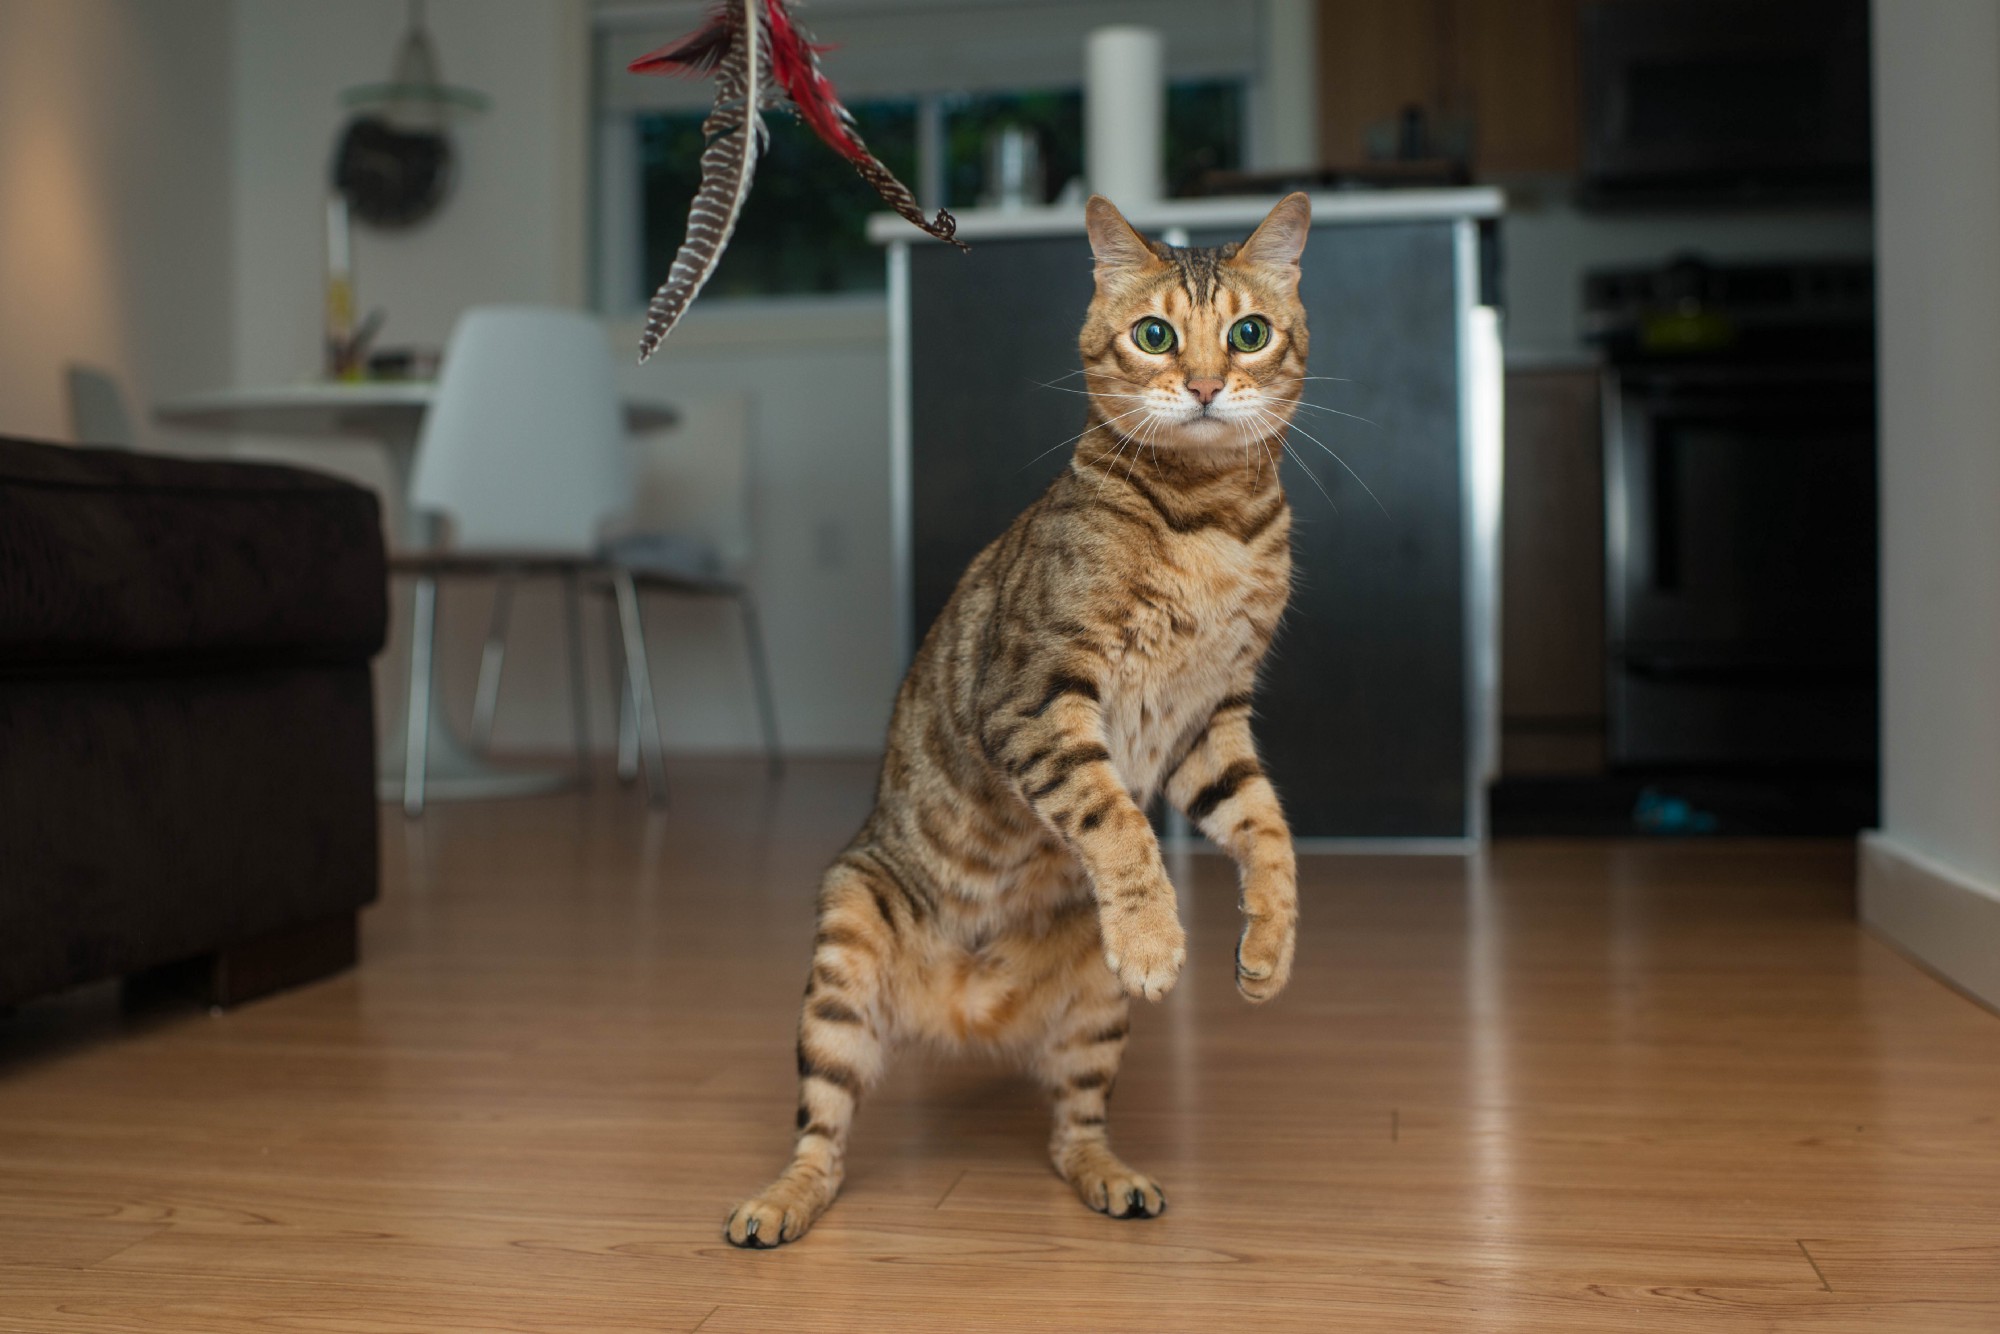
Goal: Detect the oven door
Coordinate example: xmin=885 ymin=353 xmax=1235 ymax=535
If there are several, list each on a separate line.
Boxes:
xmin=1605 ymin=363 xmax=1877 ymax=767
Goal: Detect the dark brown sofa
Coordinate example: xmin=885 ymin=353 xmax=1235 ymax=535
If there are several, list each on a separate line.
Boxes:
xmin=0 ymin=436 xmax=387 ymax=1009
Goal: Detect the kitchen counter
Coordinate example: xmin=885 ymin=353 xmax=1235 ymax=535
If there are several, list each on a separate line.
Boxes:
xmin=866 ymin=188 xmax=1505 ymax=244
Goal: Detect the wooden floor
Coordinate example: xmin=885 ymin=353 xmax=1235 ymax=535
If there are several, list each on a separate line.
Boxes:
xmin=3 ymin=759 xmax=1998 ymax=1332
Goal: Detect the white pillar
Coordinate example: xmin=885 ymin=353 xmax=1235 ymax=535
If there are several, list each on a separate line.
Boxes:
xmin=1860 ymin=0 xmax=2000 ymax=1009
xmin=1085 ymin=26 xmax=1166 ymax=207
xmin=1252 ymin=0 xmax=1320 ymax=171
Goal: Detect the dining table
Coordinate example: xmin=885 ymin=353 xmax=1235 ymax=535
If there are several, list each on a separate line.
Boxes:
xmin=155 ymin=381 xmax=679 ymax=803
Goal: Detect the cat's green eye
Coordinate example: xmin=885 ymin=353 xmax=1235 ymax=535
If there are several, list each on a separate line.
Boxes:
xmin=1132 ymin=318 xmax=1177 ymax=355
xmin=1229 ymin=316 xmax=1272 ymax=353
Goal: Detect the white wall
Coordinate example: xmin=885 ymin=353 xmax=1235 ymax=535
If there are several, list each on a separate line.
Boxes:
xmin=0 ymin=0 xmax=234 ymax=447
xmin=1862 ymin=0 xmax=2000 ymax=1007
xmin=230 ymin=0 xmax=588 ymax=391
xmin=604 ymin=305 xmax=903 ymax=753
xmin=225 ymin=0 xmax=897 ymax=756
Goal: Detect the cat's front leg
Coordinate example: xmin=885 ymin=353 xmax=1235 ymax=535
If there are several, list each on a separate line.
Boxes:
xmin=985 ymin=685 xmax=1185 ymax=1001
xmin=1164 ymin=694 xmax=1298 ymax=1002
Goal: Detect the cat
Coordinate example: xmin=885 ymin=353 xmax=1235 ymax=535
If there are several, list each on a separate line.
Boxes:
xmin=725 ymin=193 xmax=1310 ymax=1248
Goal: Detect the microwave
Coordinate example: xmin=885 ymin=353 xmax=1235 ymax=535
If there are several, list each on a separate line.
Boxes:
xmin=1580 ymin=0 xmax=1872 ymax=207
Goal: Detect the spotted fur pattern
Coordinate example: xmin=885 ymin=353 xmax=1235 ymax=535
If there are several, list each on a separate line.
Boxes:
xmin=725 ymin=194 xmax=1312 ymax=1248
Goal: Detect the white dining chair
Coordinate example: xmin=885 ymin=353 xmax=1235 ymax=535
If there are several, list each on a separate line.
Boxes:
xmin=66 ymin=365 xmax=139 ymax=449
xmin=602 ymin=392 xmax=781 ymax=792
xmin=468 ymin=393 xmax=783 ymax=806
xmin=394 ymin=305 xmax=661 ymax=817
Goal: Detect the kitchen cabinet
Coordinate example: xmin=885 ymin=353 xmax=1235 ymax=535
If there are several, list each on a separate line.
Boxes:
xmin=1317 ymin=0 xmax=1581 ymax=177
xmin=1499 ymin=366 xmax=1605 ymax=776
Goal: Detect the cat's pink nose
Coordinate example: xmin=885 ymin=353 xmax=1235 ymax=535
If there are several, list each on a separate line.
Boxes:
xmin=1186 ymin=377 xmax=1225 ymax=405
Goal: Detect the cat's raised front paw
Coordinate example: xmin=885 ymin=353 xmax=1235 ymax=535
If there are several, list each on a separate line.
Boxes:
xmin=1101 ymin=899 xmax=1186 ymax=1002
xmin=1234 ymin=910 xmax=1295 ymax=1003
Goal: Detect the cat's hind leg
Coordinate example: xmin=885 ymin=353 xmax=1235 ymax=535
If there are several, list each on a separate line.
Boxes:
xmin=725 ymin=853 xmax=916 ymax=1248
xmin=1032 ymin=934 xmax=1165 ymax=1220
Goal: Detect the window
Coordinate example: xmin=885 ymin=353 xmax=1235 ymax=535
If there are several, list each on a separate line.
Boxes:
xmin=638 ymin=99 xmax=919 ymax=301
xmin=625 ymin=80 xmax=1247 ymax=308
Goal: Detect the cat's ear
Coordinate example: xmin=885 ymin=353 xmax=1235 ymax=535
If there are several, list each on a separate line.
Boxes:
xmin=1085 ymin=196 xmax=1160 ymax=283
xmin=1233 ymin=192 xmax=1311 ymax=277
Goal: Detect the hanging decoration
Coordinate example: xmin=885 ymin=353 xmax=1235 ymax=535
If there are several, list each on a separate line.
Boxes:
xmin=333 ymin=0 xmax=489 ymax=231
xmin=627 ymin=0 xmax=967 ymax=362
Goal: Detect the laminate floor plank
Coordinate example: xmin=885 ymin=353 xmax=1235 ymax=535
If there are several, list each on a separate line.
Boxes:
xmin=1 ymin=759 xmax=1995 ymax=1331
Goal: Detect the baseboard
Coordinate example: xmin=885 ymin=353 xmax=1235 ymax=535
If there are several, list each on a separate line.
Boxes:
xmin=1859 ymin=831 xmax=2000 ymax=1012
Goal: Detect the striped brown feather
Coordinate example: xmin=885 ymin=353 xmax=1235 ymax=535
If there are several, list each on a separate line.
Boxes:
xmin=636 ymin=0 xmax=765 ymax=363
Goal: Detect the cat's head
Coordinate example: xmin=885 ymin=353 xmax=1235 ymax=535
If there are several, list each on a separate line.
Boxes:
xmin=1078 ymin=193 xmax=1311 ymax=458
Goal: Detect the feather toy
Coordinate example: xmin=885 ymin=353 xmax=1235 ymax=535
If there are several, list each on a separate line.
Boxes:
xmin=628 ymin=0 xmax=965 ymax=361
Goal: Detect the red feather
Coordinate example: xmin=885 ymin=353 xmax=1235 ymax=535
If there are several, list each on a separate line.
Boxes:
xmin=625 ymin=0 xmax=965 ymax=360
xmin=762 ymin=0 xmax=867 ymax=162
xmin=760 ymin=0 xmax=965 ymax=248
xmin=627 ymin=4 xmax=738 ymax=77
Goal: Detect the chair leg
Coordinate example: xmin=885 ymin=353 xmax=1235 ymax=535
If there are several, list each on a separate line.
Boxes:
xmin=402 ymin=574 xmax=439 ymax=818
xmin=604 ymin=594 xmax=639 ymax=784
xmin=470 ymin=572 xmax=516 ymax=752
xmin=735 ymin=588 xmax=784 ymax=780
xmin=611 ymin=569 xmax=668 ymax=806
xmin=561 ymin=571 xmax=592 ymax=790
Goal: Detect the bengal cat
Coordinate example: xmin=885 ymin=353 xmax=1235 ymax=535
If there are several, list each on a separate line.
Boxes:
xmin=725 ymin=193 xmax=1310 ymax=1248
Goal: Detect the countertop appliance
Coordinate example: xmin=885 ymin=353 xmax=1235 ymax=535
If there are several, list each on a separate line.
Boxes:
xmin=1580 ymin=0 xmax=1871 ymax=207
xmin=1590 ymin=255 xmax=1877 ymax=772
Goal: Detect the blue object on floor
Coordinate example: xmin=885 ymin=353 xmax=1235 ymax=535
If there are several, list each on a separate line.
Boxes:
xmin=1634 ymin=787 xmax=1721 ymax=835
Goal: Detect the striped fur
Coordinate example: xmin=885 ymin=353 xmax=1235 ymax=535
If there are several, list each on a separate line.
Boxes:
xmin=724 ymin=194 xmax=1311 ymax=1248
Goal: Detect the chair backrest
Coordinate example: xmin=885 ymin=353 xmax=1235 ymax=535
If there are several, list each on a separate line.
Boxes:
xmin=66 ymin=365 xmax=138 ymax=449
xmin=630 ymin=392 xmax=754 ymax=572
xmin=410 ymin=306 xmax=633 ymax=554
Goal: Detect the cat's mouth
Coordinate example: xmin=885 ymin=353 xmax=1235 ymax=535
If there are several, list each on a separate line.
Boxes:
xmin=1177 ymin=400 xmax=1245 ymax=428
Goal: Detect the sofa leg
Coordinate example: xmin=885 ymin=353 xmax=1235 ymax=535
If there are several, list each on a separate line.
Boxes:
xmin=122 ymin=913 xmax=360 ymax=1012
xmin=206 ymin=912 xmax=359 ymax=1008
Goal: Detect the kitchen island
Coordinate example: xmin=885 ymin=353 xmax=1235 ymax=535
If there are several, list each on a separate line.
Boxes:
xmin=871 ymin=190 xmax=1503 ymax=844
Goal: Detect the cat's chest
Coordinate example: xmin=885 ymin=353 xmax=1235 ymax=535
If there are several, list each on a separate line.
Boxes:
xmin=1098 ymin=535 xmax=1285 ymax=793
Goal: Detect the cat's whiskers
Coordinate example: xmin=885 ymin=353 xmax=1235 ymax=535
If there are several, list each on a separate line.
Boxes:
xmin=1024 ymin=404 xmax=1157 ymax=473
xmin=1137 ymin=410 xmax=1168 ymax=482
xmin=1079 ymin=410 xmax=1152 ymax=496
xmin=1039 ymin=385 xmax=1151 ymax=400
xmin=1035 ymin=367 xmax=1149 ymax=388
xmin=1258 ymin=394 xmax=1378 ymax=428
xmin=1100 ymin=420 xmax=1147 ymax=496
xmin=1250 ymin=406 xmax=1389 ymax=516
xmin=1276 ymin=435 xmax=1339 ymax=513
xmin=1227 ymin=412 xmax=1257 ymax=484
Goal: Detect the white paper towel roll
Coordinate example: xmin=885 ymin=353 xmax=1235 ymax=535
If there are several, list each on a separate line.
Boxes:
xmin=1086 ymin=26 xmax=1165 ymax=208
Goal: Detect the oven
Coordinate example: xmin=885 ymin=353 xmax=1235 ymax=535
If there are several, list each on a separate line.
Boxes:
xmin=1593 ymin=257 xmax=1878 ymax=772
xmin=1605 ymin=362 xmax=1876 ymax=768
